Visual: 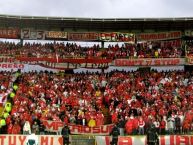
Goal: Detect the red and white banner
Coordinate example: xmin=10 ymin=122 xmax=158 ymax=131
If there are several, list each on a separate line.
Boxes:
xmin=0 ymin=135 xmax=62 ymax=145
xmin=96 ymin=135 xmax=193 ymax=145
xmin=41 ymin=120 xmax=114 ymax=135
xmin=0 ymin=63 xmax=24 ymax=69
xmin=114 ymin=58 xmax=184 ymax=66
xmin=21 ymin=29 xmax=45 ymax=40
xmin=137 ymin=31 xmax=182 ymax=41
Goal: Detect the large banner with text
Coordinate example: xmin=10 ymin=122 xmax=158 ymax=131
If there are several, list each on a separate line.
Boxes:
xmin=137 ymin=31 xmax=182 ymax=41
xmin=114 ymin=58 xmax=184 ymax=66
xmin=0 ymin=135 xmax=62 ymax=145
xmin=96 ymin=135 xmax=193 ymax=145
xmin=41 ymin=120 xmax=114 ymax=135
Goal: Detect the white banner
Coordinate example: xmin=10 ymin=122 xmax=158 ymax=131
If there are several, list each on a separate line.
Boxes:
xmin=0 ymin=135 xmax=62 ymax=145
xmin=0 ymin=63 xmax=59 ymax=73
xmin=96 ymin=136 xmax=146 ymax=145
xmin=96 ymin=135 xmax=193 ymax=145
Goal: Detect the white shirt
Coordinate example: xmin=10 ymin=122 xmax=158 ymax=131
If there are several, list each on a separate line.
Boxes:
xmin=23 ymin=121 xmax=31 ymax=134
xmin=25 ymin=133 xmax=38 ymax=145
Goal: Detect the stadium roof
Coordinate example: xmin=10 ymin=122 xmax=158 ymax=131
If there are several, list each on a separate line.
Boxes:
xmin=0 ymin=14 xmax=193 ymax=32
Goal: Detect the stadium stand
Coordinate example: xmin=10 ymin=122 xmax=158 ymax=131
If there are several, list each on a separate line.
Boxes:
xmin=0 ymin=70 xmax=192 ymax=136
xmin=0 ymin=15 xmax=193 ymax=145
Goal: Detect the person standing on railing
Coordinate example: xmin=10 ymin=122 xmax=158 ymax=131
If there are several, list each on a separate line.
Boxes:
xmin=61 ymin=124 xmax=71 ymax=145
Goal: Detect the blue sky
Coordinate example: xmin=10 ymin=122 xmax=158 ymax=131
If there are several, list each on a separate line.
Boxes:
xmin=0 ymin=0 xmax=192 ymax=18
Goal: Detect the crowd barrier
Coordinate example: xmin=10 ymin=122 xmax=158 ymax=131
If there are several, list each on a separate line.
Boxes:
xmin=0 ymin=134 xmax=193 ymax=145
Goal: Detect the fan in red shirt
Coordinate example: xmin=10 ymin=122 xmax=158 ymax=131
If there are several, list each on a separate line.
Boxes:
xmin=96 ymin=110 xmax=104 ymax=126
xmin=11 ymin=122 xmax=21 ymax=134
xmin=7 ymin=121 xmax=13 ymax=134
xmin=160 ymin=118 xmax=166 ymax=135
xmin=111 ymin=111 xmax=118 ymax=124
xmin=125 ymin=114 xmax=134 ymax=135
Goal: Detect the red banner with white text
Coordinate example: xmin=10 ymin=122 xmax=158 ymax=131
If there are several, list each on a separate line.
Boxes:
xmin=114 ymin=58 xmax=184 ymax=66
xmin=42 ymin=120 xmax=114 ymax=135
xmin=0 ymin=28 xmax=20 ymax=39
xmin=137 ymin=31 xmax=182 ymax=41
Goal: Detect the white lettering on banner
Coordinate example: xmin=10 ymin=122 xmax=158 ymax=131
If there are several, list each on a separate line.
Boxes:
xmin=96 ymin=135 xmax=193 ymax=145
xmin=21 ymin=29 xmax=45 ymax=40
xmin=41 ymin=120 xmax=114 ymax=135
xmin=0 ymin=135 xmax=63 ymax=145
xmin=70 ymin=124 xmax=114 ymax=135
xmin=114 ymin=58 xmax=184 ymax=66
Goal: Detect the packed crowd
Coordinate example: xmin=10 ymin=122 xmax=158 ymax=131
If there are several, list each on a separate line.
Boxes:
xmin=0 ymin=40 xmax=185 ymax=59
xmin=0 ymin=70 xmax=192 ymax=135
xmin=0 ymin=42 xmax=101 ymax=58
xmin=105 ymin=39 xmax=183 ymax=58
